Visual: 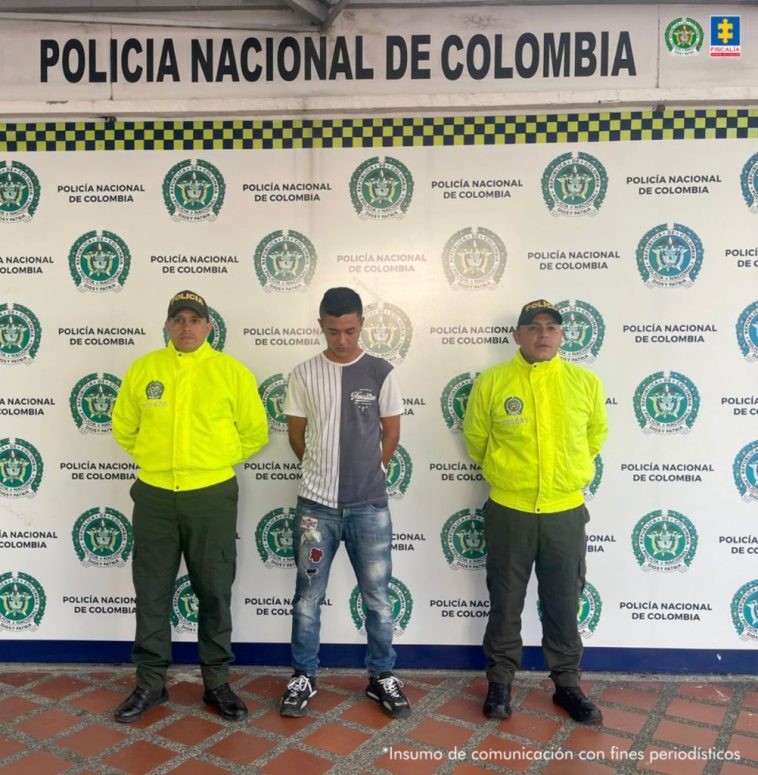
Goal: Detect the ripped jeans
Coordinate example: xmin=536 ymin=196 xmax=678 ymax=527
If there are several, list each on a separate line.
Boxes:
xmin=290 ymin=496 xmax=396 ymax=677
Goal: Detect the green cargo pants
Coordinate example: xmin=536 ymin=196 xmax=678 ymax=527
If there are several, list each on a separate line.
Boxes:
xmin=129 ymin=476 xmax=238 ymax=692
xmin=483 ymin=500 xmax=589 ymax=687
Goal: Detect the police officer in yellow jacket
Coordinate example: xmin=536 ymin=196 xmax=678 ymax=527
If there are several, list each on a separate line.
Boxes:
xmin=112 ymin=290 xmax=268 ymax=723
xmin=463 ymin=300 xmax=608 ymax=724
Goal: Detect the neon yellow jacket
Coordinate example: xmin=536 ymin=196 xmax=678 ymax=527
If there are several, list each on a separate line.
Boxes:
xmin=112 ymin=341 xmax=268 ymax=491
xmin=463 ymin=351 xmax=608 ymax=513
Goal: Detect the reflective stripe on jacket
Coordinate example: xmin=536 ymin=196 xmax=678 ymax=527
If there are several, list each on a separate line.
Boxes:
xmin=463 ymin=350 xmax=608 ymax=513
xmin=112 ymin=340 xmax=268 ymax=491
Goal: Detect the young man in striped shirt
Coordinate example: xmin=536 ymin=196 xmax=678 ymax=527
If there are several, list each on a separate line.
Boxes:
xmin=279 ymin=287 xmax=411 ymax=719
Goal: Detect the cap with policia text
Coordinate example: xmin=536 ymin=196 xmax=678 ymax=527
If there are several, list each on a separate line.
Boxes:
xmin=516 ymin=299 xmax=563 ymax=327
xmin=167 ymin=290 xmax=209 ymax=319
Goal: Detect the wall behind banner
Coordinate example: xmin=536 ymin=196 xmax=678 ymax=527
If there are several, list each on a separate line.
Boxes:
xmin=1 ymin=110 xmax=756 ymax=671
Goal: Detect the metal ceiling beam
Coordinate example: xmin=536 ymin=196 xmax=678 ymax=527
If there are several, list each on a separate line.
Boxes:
xmin=279 ymin=0 xmax=328 ymax=25
xmin=0 ymin=1 xmax=285 ymax=8
xmin=0 ymin=12 xmax=316 ymax=30
xmin=321 ymin=0 xmax=349 ymax=30
xmin=0 ymin=0 xmax=755 ymax=8
xmin=0 ymin=0 xmax=754 ymax=31
xmin=0 ymin=0 xmax=355 ymax=30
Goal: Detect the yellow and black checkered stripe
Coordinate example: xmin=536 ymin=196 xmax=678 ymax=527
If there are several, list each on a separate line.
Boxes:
xmin=0 ymin=109 xmax=755 ymax=151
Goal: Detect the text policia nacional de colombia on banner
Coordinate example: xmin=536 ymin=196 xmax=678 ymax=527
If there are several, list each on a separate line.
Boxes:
xmin=0 ymin=7 xmax=679 ymax=101
xmin=37 ymin=31 xmax=637 ymax=85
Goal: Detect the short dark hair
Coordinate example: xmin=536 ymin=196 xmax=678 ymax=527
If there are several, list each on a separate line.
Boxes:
xmin=319 ymin=287 xmax=363 ymax=319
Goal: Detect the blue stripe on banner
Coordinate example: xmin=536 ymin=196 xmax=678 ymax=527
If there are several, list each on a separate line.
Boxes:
xmin=0 ymin=642 xmax=753 ymax=674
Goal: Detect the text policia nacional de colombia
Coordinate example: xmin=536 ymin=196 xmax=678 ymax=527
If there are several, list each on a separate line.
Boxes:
xmin=39 ymin=32 xmax=636 ymax=83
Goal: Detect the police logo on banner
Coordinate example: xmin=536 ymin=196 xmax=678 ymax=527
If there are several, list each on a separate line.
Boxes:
xmin=259 ymin=373 xmax=289 ymax=434
xmin=741 ymin=153 xmax=758 ymax=213
xmin=577 ymin=582 xmax=602 ymax=637
xmin=360 ymin=302 xmax=412 ymax=365
xmin=206 ymin=307 xmax=227 ymax=351
xmin=634 ymin=371 xmax=700 ymax=434
xmin=386 ymin=444 xmax=412 ymax=500
xmin=558 ymin=299 xmax=605 ymax=363
xmin=350 ymin=576 xmax=412 ymax=636
xmin=733 ymin=440 xmax=758 ymax=502
xmin=171 ymin=574 xmax=199 ymax=633
xmin=163 ymin=306 xmax=226 ymax=351
xmin=538 ymin=580 xmax=602 ymax=637
xmin=254 ymin=230 xmax=317 ymax=292
xmin=664 ymin=17 xmax=704 ymax=55
xmin=442 ymin=227 xmax=506 ymax=290
xmin=163 ymin=159 xmax=225 ymax=222
xmin=632 ymin=509 xmax=698 ymax=572
xmin=441 ymin=372 xmax=479 ymax=433
xmin=636 ymin=223 xmax=703 ymax=288
xmin=583 ymin=454 xmax=604 ymax=501
xmin=0 ymin=303 xmax=41 ymax=365
xmin=0 ymin=438 xmax=43 ymax=498
xmin=731 ymin=580 xmax=758 ymax=641
xmin=0 ymin=571 xmax=46 ymax=631
xmin=542 ymin=152 xmax=607 ymax=216
xmin=72 ymin=507 xmax=133 ymax=568
xmin=255 ymin=507 xmax=296 ymax=569
xmin=70 ymin=373 xmax=121 ymax=434
xmin=350 ymin=156 xmax=413 ymax=219
xmin=441 ymin=508 xmax=487 ymax=570
xmin=736 ymin=301 xmax=758 ymax=362
xmin=68 ymin=230 xmax=131 ymax=293
xmin=0 ymin=161 xmax=40 ymax=223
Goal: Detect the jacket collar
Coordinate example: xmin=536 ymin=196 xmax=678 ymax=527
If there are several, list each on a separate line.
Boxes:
xmin=514 ymin=349 xmax=562 ymax=372
xmin=167 ymin=339 xmax=213 ymax=360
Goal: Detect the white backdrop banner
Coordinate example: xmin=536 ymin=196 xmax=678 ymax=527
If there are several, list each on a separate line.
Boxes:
xmin=0 ymin=109 xmax=757 ymax=670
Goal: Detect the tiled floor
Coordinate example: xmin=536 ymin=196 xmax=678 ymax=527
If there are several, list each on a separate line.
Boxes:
xmin=0 ymin=666 xmax=755 ymax=774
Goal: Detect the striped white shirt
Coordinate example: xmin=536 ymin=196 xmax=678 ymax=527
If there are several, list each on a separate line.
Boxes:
xmin=285 ymin=351 xmax=402 ymax=508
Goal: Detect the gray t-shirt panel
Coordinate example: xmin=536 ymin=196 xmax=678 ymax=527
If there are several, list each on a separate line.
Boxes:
xmin=285 ymin=352 xmax=402 ymax=508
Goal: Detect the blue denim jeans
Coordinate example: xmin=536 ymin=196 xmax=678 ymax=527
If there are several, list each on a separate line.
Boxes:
xmin=290 ymin=496 xmax=396 ymax=676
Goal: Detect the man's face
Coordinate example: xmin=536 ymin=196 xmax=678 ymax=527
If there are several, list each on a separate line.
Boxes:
xmin=320 ymin=312 xmax=363 ymax=363
xmin=514 ymin=312 xmax=563 ymax=363
xmin=165 ymin=309 xmax=212 ymax=353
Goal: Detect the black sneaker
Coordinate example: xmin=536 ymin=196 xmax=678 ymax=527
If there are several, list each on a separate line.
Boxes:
xmin=279 ymin=672 xmax=317 ymax=717
xmin=365 ymin=672 xmax=412 ymax=718
xmin=483 ymin=681 xmax=512 ymax=719
xmin=553 ymin=686 xmax=603 ymax=724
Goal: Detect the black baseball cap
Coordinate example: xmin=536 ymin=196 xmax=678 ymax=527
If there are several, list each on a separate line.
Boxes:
xmin=517 ymin=299 xmax=563 ymax=327
xmin=167 ymin=290 xmax=209 ymax=319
